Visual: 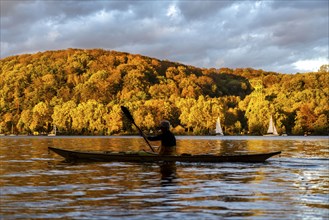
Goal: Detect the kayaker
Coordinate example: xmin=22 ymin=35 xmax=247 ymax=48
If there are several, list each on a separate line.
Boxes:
xmin=147 ymin=120 xmax=176 ymax=156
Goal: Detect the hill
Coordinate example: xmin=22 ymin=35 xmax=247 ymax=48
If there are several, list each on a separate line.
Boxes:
xmin=0 ymin=48 xmax=328 ymax=135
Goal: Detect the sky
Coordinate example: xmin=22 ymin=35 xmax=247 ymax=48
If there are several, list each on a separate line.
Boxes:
xmin=1 ymin=0 xmax=328 ymax=74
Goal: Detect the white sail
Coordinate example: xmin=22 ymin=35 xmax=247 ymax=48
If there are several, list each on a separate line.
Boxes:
xmin=48 ymin=125 xmax=57 ymax=136
xmin=266 ymin=116 xmax=278 ymax=135
xmin=9 ymin=124 xmax=16 ymax=136
xmin=215 ymin=117 xmax=224 ymax=136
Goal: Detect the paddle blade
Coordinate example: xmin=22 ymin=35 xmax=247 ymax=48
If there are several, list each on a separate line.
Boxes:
xmin=121 ymin=106 xmax=155 ymax=152
xmin=121 ymin=106 xmax=134 ymax=122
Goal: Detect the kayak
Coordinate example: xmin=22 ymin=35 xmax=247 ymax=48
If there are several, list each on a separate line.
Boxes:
xmin=48 ymin=147 xmax=281 ymax=163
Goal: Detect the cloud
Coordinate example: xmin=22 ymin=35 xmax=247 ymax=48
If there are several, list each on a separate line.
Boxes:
xmin=1 ymin=0 xmax=328 ymax=73
xmin=294 ymin=57 xmax=329 ymax=72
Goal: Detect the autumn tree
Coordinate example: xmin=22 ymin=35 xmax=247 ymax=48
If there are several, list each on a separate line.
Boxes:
xmin=1 ymin=48 xmax=328 ymax=135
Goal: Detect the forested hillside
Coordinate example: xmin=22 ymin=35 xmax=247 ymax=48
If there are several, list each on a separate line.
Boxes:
xmin=1 ymin=49 xmax=328 ymax=135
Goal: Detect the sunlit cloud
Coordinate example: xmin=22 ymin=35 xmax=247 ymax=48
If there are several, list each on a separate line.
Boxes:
xmin=293 ymin=58 xmax=329 ymax=72
xmin=166 ymin=3 xmax=180 ymax=19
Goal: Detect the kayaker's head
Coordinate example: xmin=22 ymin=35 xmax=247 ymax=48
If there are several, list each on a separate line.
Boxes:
xmin=159 ymin=120 xmax=170 ymax=131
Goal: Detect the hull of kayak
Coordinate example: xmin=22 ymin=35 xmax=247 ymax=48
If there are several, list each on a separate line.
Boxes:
xmin=48 ymin=147 xmax=281 ymax=163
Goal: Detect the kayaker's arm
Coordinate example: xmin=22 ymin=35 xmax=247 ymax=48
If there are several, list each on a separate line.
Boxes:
xmin=145 ymin=135 xmax=162 ymax=153
xmin=147 ymin=134 xmax=162 ymax=142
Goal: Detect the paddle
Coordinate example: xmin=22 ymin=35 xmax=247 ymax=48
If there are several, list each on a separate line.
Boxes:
xmin=121 ymin=106 xmax=155 ymax=152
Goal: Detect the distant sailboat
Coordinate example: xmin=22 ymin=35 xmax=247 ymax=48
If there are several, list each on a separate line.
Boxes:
xmin=215 ymin=117 xmax=224 ymax=136
xmin=48 ymin=125 xmax=57 ymax=136
xmin=9 ymin=124 xmax=16 ymax=136
xmin=264 ymin=116 xmax=279 ymax=136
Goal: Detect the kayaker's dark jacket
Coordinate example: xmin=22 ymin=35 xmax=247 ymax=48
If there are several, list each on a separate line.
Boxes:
xmin=147 ymin=130 xmax=176 ymax=155
xmin=147 ymin=130 xmax=176 ymax=147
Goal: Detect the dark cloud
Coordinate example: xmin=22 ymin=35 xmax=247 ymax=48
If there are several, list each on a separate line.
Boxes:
xmin=177 ymin=1 xmax=233 ymax=21
xmin=1 ymin=0 xmax=328 ymax=73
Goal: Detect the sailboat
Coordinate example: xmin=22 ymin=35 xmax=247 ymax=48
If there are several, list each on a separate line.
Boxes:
xmin=9 ymin=124 xmax=17 ymax=136
xmin=264 ymin=116 xmax=279 ymax=136
xmin=48 ymin=125 xmax=57 ymax=136
xmin=215 ymin=117 xmax=224 ymax=136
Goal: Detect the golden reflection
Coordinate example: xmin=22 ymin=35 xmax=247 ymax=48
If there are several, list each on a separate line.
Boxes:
xmin=217 ymin=140 xmax=249 ymax=154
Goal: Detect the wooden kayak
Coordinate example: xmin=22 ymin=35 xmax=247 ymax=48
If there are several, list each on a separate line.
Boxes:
xmin=48 ymin=147 xmax=281 ymax=163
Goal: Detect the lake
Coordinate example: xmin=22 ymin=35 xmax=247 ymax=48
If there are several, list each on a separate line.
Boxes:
xmin=0 ymin=136 xmax=328 ymax=219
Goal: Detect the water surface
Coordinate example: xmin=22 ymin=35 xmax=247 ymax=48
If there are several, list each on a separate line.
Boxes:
xmin=1 ymin=136 xmax=328 ymax=219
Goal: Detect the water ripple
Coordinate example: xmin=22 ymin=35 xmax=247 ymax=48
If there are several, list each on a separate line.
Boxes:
xmin=1 ymin=136 xmax=328 ymax=219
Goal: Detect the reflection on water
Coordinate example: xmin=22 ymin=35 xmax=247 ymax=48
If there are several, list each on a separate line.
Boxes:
xmin=160 ymin=162 xmax=177 ymax=186
xmin=0 ymin=136 xmax=328 ymax=219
